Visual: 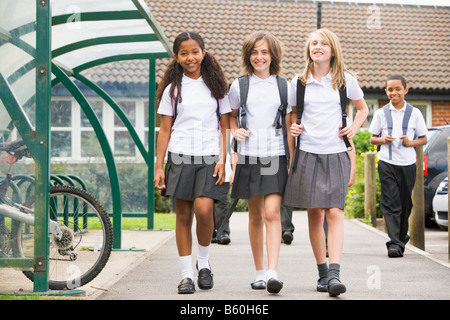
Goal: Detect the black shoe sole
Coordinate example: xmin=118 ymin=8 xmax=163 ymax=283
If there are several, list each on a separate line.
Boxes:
xmin=328 ymin=282 xmax=346 ymax=297
xmin=267 ymin=278 xmax=283 ymax=294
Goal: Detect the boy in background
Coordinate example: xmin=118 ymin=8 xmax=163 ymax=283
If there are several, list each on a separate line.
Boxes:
xmin=369 ymin=74 xmax=428 ymax=257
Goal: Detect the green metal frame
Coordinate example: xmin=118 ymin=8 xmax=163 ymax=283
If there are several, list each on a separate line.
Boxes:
xmin=0 ymin=0 xmax=171 ymax=293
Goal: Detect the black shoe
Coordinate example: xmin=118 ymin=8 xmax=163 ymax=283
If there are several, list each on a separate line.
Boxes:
xmin=250 ymin=280 xmax=266 ymax=290
xmin=282 ymin=231 xmax=293 ymax=245
xmin=178 ymin=278 xmax=195 ymax=294
xmin=327 ymin=278 xmax=346 ymax=297
xmin=267 ymin=278 xmax=283 ymax=294
xmin=388 ymin=245 xmax=403 ymax=258
xmin=316 ymin=277 xmax=328 ymax=292
xmin=197 ymin=264 xmax=214 ymax=290
xmin=218 ymin=233 xmax=231 ymax=245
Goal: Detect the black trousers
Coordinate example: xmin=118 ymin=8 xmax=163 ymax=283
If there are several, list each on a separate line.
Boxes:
xmin=213 ymin=182 xmax=231 ymax=236
xmin=378 ymin=160 xmax=416 ymax=252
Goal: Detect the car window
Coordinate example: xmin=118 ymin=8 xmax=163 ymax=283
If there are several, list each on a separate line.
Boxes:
xmin=424 ymin=129 xmax=439 ymax=152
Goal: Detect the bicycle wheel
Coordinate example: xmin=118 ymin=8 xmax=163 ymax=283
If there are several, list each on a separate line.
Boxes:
xmin=11 ymin=185 xmax=113 ymax=290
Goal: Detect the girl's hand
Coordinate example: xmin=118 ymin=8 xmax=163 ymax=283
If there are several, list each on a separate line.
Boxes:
xmin=153 ymin=168 xmax=166 ymax=190
xmin=339 ymin=126 xmax=356 ymax=140
xmin=290 ymin=123 xmax=303 ymax=137
xmin=232 ymin=128 xmax=251 ymax=142
xmin=213 ymin=163 xmax=225 ymax=185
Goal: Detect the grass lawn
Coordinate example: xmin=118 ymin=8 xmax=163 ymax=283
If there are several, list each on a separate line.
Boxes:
xmin=119 ymin=212 xmax=176 ymax=230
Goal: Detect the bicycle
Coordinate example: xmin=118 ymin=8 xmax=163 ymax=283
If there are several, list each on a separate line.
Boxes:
xmin=0 ymin=139 xmax=113 ymax=290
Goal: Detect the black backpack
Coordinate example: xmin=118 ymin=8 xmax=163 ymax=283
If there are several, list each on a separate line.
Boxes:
xmin=291 ymin=78 xmax=352 ymax=172
xmin=234 ymin=75 xmax=290 ymax=161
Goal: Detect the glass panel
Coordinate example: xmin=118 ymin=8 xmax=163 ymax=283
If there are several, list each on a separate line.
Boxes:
xmin=114 ymin=101 xmax=135 ymax=127
xmin=51 ymin=131 xmax=71 ymax=157
xmin=81 ymin=100 xmax=103 ymax=127
xmin=81 ymin=131 xmax=103 ymax=157
xmin=51 ymin=100 xmax=72 ymax=127
xmin=114 ymin=131 xmax=135 ymax=157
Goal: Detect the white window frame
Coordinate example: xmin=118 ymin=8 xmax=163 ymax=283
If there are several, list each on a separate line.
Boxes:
xmin=51 ymin=96 xmax=149 ymax=164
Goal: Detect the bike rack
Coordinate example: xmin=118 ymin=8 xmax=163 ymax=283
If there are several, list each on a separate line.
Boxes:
xmin=0 ymin=0 xmax=171 ymax=295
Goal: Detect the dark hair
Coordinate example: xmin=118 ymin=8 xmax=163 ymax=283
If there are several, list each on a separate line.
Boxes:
xmin=385 ymin=74 xmax=407 ymax=88
xmin=156 ymin=32 xmax=228 ymax=105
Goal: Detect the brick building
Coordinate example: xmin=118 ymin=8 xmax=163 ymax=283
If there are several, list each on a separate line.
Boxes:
xmin=52 ymin=0 xmax=450 ymax=161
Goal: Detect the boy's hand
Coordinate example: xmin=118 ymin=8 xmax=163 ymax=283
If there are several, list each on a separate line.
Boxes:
xmin=382 ymin=136 xmax=396 ymax=144
xmin=399 ymin=135 xmax=411 ymax=147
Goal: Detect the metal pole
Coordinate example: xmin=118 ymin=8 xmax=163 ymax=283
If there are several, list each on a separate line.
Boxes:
xmin=317 ymin=2 xmax=322 ymax=29
xmin=147 ymin=59 xmax=156 ymax=229
xmin=33 ymin=0 xmax=51 ymax=292
xmin=364 ymin=151 xmax=377 ymax=227
xmin=410 ymin=146 xmax=425 ymax=250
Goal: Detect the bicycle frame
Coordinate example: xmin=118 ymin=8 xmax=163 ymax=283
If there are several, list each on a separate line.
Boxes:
xmin=0 ymin=203 xmax=63 ymax=240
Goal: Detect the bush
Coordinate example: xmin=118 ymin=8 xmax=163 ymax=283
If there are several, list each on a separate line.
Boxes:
xmin=344 ymin=131 xmax=382 ymax=219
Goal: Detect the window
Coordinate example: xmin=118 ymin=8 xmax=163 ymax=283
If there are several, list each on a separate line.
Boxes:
xmin=50 ymin=97 xmax=150 ymax=163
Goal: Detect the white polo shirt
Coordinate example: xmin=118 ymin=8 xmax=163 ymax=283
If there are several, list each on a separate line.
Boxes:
xmin=288 ymin=72 xmax=364 ymax=154
xmin=369 ymin=101 xmax=428 ymax=166
xmin=228 ymin=74 xmax=292 ymax=157
xmin=157 ymin=75 xmax=231 ymax=156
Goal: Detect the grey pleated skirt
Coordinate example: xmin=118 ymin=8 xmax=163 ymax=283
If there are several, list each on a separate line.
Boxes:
xmin=283 ymin=150 xmax=350 ymax=210
xmin=162 ymin=153 xmax=222 ymax=201
xmin=231 ymin=154 xmax=288 ymax=199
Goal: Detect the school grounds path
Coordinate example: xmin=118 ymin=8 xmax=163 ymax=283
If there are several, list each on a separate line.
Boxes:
xmin=93 ymin=210 xmax=450 ymax=301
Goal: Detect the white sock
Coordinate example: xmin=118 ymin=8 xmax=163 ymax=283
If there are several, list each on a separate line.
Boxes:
xmin=197 ymin=244 xmax=210 ymax=270
xmin=179 ymin=255 xmax=193 ymax=280
xmin=266 ymin=269 xmax=278 ymax=281
xmin=255 ymin=269 xmax=266 ymax=282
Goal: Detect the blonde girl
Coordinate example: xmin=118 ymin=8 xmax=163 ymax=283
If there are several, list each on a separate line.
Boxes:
xmin=284 ymin=28 xmax=368 ymax=296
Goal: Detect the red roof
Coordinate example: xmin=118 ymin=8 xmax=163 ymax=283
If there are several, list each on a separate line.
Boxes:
xmin=84 ymin=0 xmax=450 ymax=93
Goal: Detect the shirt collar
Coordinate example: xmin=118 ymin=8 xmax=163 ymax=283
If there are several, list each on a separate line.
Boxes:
xmin=250 ymin=73 xmax=277 ymax=84
xmin=306 ymin=72 xmax=333 ymax=84
xmin=388 ymin=101 xmax=407 ymax=112
xmin=182 ymin=74 xmax=204 ymax=84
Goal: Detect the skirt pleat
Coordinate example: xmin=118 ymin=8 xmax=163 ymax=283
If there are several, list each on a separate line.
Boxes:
xmin=283 ymin=150 xmax=350 ymax=209
xmin=231 ymin=155 xmax=288 ymax=199
xmin=162 ymin=153 xmax=221 ymax=201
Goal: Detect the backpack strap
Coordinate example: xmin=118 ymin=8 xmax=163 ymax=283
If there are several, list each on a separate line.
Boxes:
xmin=382 ymin=104 xmax=393 ymax=160
xmin=291 ymin=79 xmax=351 ymax=172
xmin=291 ymin=78 xmax=305 ymax=172
xmin=339 ymin=86 xmax=352 ymax=150
xmin=274 ymin=75 xmax=290 ymax=161
xmin=237 ymin=75 xmax=249 ymax=130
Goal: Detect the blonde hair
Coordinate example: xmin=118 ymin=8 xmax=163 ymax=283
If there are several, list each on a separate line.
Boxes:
xmin=299 ymin=28 xmax=354 ymax=90
xmin=241 ymin=31 xmax=283 ymax=76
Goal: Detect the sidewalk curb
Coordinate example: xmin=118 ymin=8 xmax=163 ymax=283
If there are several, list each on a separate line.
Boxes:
xmin=350 ymin=219 xmax=450 ymax=269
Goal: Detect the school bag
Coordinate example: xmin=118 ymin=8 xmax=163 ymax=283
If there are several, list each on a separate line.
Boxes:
xmin=291 ymin=78 xmax=352 ymax=172
xmin=233 ymin=74 xmax=290 ymax=161
xmin=379 ymin=103 xmax=414 ymax=160
xmin=217 ymin=75 xmax=289 ymax=239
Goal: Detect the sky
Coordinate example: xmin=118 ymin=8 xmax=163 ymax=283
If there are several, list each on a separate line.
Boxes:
xmin=309 ymin=0 xmax=450 ymax=7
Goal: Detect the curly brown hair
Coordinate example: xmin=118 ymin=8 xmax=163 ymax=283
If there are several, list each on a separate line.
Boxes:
xmin=156 ymin=32 xmax=228 ymax=105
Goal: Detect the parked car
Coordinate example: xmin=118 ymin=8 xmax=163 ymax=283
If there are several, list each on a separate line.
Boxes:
xmin=432 ymin=176 xmax=448 ymax=230
xmin=423 ymin=125 xmax=450 ymax=227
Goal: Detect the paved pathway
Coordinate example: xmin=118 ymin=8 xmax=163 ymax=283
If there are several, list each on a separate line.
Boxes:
xmin=95 ymin=211 xmax=450 ymax=301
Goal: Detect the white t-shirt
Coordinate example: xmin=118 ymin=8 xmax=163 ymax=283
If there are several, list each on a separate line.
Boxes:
xmin=228 ymin=74 xmax=292 ymax=157
xmin=369 ymin=101 xmax=428 ymax=166
xmin=288 ymin=72 xmax=364 ymax=154
xmin=157 ymin=75 xmax=231 ymax=156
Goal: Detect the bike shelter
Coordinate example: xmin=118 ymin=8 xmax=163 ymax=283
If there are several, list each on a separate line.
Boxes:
xmin=0 ymin=0 xmax=171 ymax=294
